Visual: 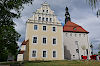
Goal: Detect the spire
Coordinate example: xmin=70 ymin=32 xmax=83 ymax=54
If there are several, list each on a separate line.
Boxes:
xmin=65 ymin=6 xmax=71 ymax=24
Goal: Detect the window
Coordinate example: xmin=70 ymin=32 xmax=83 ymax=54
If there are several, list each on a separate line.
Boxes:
xmin=38 ymin=17 xmax=41 ymax=21
xmin=46 ymin=10 xmax=48 ymax=13
xmin=42 ymin=17 xmax=44 ymax=21
xmin=70 ymin=33 xmax=72 ymax=36
xmin=53 ymin=38 xmax=56 ymax=44
xmin=43 ymin=26 xmax=46 ymax=31
xmin=43 ymin=10 xmax=44 ymax=12
xmin=66 ymin=33 xmax=67 ymax=37
xmin=75 ymin=41 xmax=78 ymax=45
xmin=46 ymin=18 xmax=48 ymax=21
xmin=84 ymin=34 xmax=85 ymax=37
xmin=34 ymin=25 xmax=37 ymax=30
xmin=53 ymin=51 xmax=56 ymax=58
xmin=32 ymin=50 xmax=36 ymax=57
xmin=86 ymin=49 xmax=88 ymax=55
xmin=76 ymin=49 xmax=79 ymax=53
xmin=43 ymin=37 xmax=46 ymax=44
xmin=53 ymin=27 xmax=56 ymax=31
xmin=73 ymin=27 xmax=76 ymax=30
xmin=73 ymin=55 xmax=75 ymax=58
xmin=75 ymin=34 xmax=77 ymax=37
xmin=50 ymin=18 xmax=52 ymax=22
xmin=33 ymin=37 xmax=37 ymax=43
xmin=79 ymin=34 xmax=81 ymax=37
xmin=43 ymin=51 xmax=47 ymax=57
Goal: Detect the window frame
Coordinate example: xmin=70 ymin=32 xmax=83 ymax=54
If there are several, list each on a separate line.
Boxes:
xmin=43 ymin=37 xmax=47 ymax=44
xmin=53 ymin=38 xmax=56 ymax=45
xmin=53 ymin=51 xmax=57 ymax=58
xmin=32 ymin=50 xmax=37 ymax=58
xmin=42 ymin=50 xmax=47 ymax=58
xmin=46 ymin=18 xmax=48 ymax=21
xmin=52 ymin=27 xmax=56 ymax=32
xmin=42 ymin=17 xmax=45 ymax=21
xmin=33 ymin=36 xmax=38 ymax=44
xmin=34 ymin=25 xmax=38 ymax=30
xmin=43 ymin=26 xmax=47 ymax=31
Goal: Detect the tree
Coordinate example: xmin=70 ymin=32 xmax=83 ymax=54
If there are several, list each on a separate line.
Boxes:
xmin=0 ymin=0 xmax=33 ymax=62
xmin=87 ymin=0 xmax=100 ymax=17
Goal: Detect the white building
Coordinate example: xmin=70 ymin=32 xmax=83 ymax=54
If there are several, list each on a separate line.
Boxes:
xmin=63 ymin=21 xmax=91 ymax=60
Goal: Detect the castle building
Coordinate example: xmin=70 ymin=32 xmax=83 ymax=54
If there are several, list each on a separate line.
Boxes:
xmin=63 ymin=21 xmax=91 ymax=60
xmin=17 ymin=2 xmax=91 ymax=61
xmin=17 ymin=2 xmax=64 ymax=61
xmin=63 ymin=7 xmax=91 ymax=60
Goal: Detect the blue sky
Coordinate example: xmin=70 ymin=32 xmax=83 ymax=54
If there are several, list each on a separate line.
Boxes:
xmin=14 ymin=0 xmax=100 ymax=54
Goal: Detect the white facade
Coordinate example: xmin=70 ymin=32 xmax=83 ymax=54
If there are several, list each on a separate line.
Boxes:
xmin=63 ymin=32 xmax=91 ymax=60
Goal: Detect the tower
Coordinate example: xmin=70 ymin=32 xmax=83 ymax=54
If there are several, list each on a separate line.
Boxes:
xmin=65 ymin=6 xmax=71 ymax=24
xmin=17 ymin=2 xmax=64 ymax=61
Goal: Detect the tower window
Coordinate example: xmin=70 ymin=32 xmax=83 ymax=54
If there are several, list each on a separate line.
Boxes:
xmin=33 ymin=37 xmax=37 ymax=43
xmin=32 ymin=50 xmax=37 ymax=57
xmin=53 ymin=38 xmax=56 ymax=44
xmin=43 ymin=26 xmax=46 ymax=31
xmin=34 ymin=25 xmax=38 ymax=30
xmin=43 ymin=37 xmax=46 ymax=44
xmin=53 ymin=51 xmax=56 ymax=58
xmin=43 ymin=51 xmax=47 ymax=57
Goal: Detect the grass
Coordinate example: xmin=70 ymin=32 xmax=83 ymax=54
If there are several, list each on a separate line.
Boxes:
xmin=23 ymin=60 xmax=100 ymax=66
xmin=0 ymin=60 xmax=100 ymax=66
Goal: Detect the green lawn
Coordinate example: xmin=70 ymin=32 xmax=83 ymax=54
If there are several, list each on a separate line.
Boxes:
xmin=23 ymin=60 xmax=100 ymax=66
xmin=0 ymin=60 xmax=100 ymax=66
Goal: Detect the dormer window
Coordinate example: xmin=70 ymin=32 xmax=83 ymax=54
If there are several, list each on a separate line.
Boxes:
xmin=73 ymin=27 xmax=76 ymax=30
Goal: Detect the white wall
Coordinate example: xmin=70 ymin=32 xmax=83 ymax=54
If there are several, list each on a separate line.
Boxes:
xmin=63 ymin=32 xmax=91 ymax=60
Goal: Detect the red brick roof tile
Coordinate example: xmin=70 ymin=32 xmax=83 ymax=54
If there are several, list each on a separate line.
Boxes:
xmin=63 ymin=21 xmax=89 ymax=33
xmin=22 ymin=40 xmax=29 ymax=45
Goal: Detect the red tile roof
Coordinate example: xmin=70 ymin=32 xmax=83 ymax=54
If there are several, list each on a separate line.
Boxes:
xmin=19 ymin=50 xmax=25 ymax=54
xmin=22 ymin=40 xmax=29 ymax=45
xmin=63 ymin=21 xmax=89 ymax=33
